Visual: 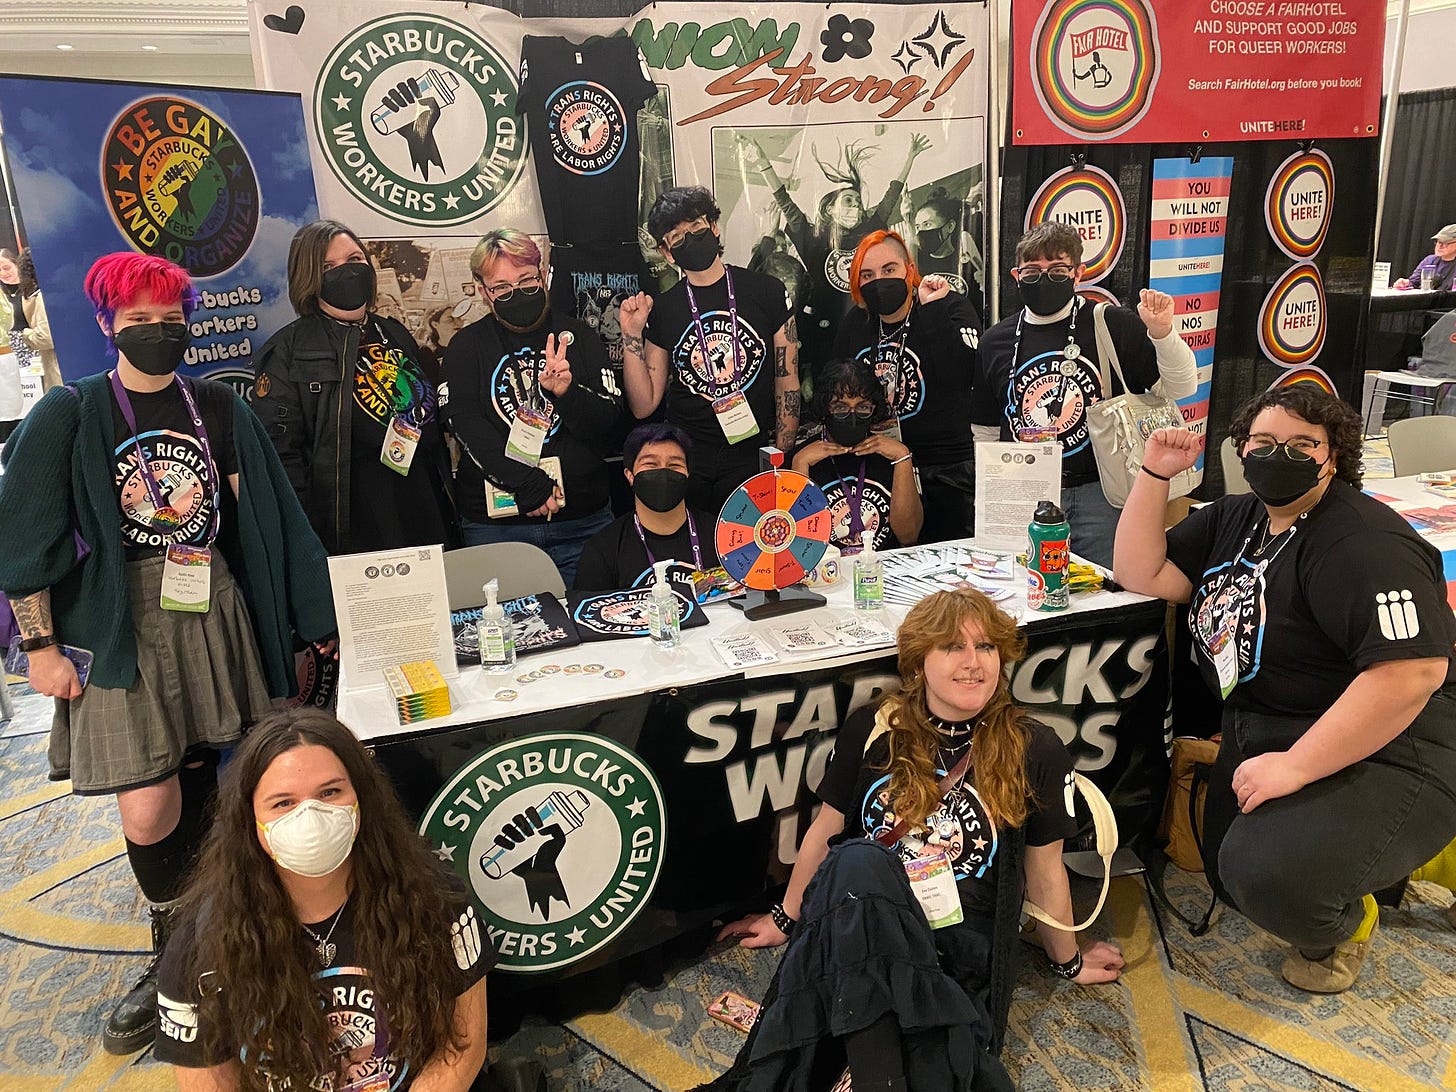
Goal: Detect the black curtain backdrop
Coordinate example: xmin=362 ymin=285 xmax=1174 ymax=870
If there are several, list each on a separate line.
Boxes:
xmin=1378 ymin=87 xmax=1456 ymax=283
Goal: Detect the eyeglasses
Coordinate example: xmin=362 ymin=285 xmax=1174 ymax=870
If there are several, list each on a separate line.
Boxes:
xmin=663 ymin=218 xmax=711 ymax=250
xmin=1245 ymin=438 xmax=1325 ymax=462
xmin=479 ymin=273 xmax=542 ymax=302
xmin=828 ymin=405 xmax=875 ymax=421
xmin=1013 ymin=265 xmax=1075 ymax=283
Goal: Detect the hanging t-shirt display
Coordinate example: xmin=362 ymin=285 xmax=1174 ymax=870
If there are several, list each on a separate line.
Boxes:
xmin=808 ymin=453 xmax=899 ymax=553
xmin=573 ymin=509 xmax=721 ymax=592
xmin=817 ymin=706 xmax=1077 ymax=918
xmin=1165 ymin=483 xmax=1456 ymax=718
xmin=517 ymin=35 xmax=657 ymax=247
xmin=109 ymin=376 xmax=237 ymax=558
xmin=976 ymin=302 xmax=1158 ymax=486
xmin=452 ymin=591 xmax=580 ymax=665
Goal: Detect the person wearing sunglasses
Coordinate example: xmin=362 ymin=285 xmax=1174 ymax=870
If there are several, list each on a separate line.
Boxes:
xmin=975 ymin=222 xmax=1196 ymax=566
xmin=1113 ymin=386 xmax=1456 ymax=994
xmin=791 ymin=357 xmax=922 ymax=552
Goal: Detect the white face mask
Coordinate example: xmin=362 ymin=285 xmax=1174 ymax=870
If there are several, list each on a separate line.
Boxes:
xmin=258 ymin=798 xmax=359 ymax=877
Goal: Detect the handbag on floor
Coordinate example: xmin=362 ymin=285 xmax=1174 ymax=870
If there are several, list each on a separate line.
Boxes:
xmin=1158 ymin=736 xmax=1221 ymax=874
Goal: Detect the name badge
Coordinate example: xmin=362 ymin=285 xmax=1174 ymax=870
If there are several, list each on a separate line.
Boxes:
xmin=506 ymin=406 xmax=551 ymax=466
xmin=711 ymin=390 xmax=760 ymax=445
xmin=381 ymin=416 xmax=421 ymax=476
xmin=904 ymin=851 xmax=963 ymax=930
xmin=1212 ymin=638 xmax=1239 ymax=699
xmin=160 ymin=545 xmax=212 ymax=613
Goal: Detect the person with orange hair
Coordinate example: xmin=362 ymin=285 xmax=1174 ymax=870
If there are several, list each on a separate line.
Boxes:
xmin=709 ymin=589 xmax=1122 ymax=1091
xmin=0 ymin=251 xmax=336 ymax=1056
xmin=832 ymin=230 xmax=983 ymax=543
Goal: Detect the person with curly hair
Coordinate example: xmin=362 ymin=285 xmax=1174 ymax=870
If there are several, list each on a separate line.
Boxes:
xmin=15 ymin=248 xmax=62 ymax=391
xmin=154 ymin=708 xmax=498 ymax=1091
xmin=1114 ymin=387 xmax=1456 ymax=993
xmin=709 ymin=589 xmax=1123 ymax=1091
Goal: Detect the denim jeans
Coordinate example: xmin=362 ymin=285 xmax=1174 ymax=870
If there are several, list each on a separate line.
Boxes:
xmin=1203 ymin=686 xmax=1456 ymax=951
xmin=1061 ymin=479 xmax=1118 ymax=568
xmin=459 ymin=505 xmax=613 ymax=589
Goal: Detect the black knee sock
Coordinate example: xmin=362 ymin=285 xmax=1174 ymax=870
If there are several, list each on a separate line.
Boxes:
xmin=124 ymin=756 xmax=217 ymax=905
xmin=842 ymin=1012 xmax=906 ymax=1087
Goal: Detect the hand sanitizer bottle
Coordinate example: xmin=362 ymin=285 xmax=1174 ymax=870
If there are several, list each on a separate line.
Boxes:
xmin=479 ymin=579 xmax=517 ymax=673
xmin=646 ymin=559 xmax=681 ymax=649
xmin=853 ymin=543 xmax=884 ymax=611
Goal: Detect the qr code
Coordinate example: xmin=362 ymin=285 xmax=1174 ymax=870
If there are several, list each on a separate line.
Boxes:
xmin=782 ymin=629 xmax=819 ymax=647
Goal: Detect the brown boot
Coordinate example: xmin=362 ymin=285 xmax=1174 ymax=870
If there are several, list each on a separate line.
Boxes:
xmin=1280 ymin=925 xmax=1375 ymax=994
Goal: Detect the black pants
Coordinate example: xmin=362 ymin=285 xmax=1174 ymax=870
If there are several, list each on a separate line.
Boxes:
xmin=1203 ymin=686 xmax=1456 ymax=951
xmin=917 ymin=458 xmax=975 ymax=545
xmin=688 ymin=447 xmax=764 ymax=516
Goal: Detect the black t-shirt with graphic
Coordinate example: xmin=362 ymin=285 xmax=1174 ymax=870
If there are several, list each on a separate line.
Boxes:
xmin=976 ymin=302 xmax=1159 ymax=486
xmin=109 ymin=377 xmax=237 ymax=559
xmin=644 ymin=265 xmax=789 ymax=457
xmin=1165 ymin=480 xmax=1456 ymax=718
xmin=806 ymin=451 xmax=901 ymax=553
xmin=517 ymin=35 xmax=657 ymax=247
xmin=817 ymin=705 xmax=1077 ymax=917
xmin=833 ymin=293 xmax=982 ymax=467
xmin=573 ymin=508 xmax=720 ymax=591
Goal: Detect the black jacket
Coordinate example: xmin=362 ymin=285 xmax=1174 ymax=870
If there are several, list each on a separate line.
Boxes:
xmin=252 ymin=310 xmax=456 ymax=554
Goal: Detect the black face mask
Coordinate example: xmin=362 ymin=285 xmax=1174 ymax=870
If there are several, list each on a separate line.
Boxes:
xmin=826 ymin=415 xmax=872 ymax=447
xmin=1241 ymin=447 xmax=1325 ymax=507
xmin=632 ymin=468 xmax=690 ymax=513
xmin=861 ymin=277 xmax=909 ymax=317
xmin=670 ymin=228 xmax=720 ymax=273
xmin=492 ymin=286 xmax=549 ymax=333
xmin=1019 ymin=275 xmax=1076 ymax=317
xmin=916 ymin=226 xmax=947 ymax=255
xmin=114 ymin=322 xmax=191 ymax=376
xmin=319 ymin=262 xmax=376 ymax=312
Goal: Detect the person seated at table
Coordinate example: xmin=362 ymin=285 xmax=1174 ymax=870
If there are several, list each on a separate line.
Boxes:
xmin=790 ymin=357 xmax=922 ymax=553
xmin=709 ymin=589 xmax=1124 ymax=1091
xmin=1394 ymin=224 xmax=1456 ymax=291
xmin=1113 ymin=386 xmax=1456 ymax=992
xmin=154 ymin=707 xmax=497 ymax=1091
xmin=443 ymin=228 xmax=621 ymax=587
xmin=574 ymin=422 xmax=720 ymax=592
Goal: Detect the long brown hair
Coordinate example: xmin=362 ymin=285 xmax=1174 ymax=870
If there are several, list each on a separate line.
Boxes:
xmin=177 ymin=709 xmax=470 ymax=1090
xmin=879 ymin=589 xmax=1033 ymax=831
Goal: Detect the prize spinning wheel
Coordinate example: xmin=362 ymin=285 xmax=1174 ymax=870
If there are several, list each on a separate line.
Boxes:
xmin=716 ymin=470 xmax=831 ymax=591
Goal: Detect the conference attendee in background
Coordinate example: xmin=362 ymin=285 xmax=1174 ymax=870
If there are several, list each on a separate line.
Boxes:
xmin=1394 ymin=224 xmax=1456 ymax=291
xmin=443 ymin=228 xmax=619 ymax=587
xmin=0 ymin=248 xmax=25 ymax=441
xmin=0 ymin=253 xmax=336 ymax=1054
xmin=1114 ymin=388 xmax=1456 ymax=993
xmin=155 ymin=708 xmax=496 ymax=1091
xmin=908 ymin=186 xmax=983 ymax=298
xmin=710 ymin=590 xmax=1122 ymax=1091
xmin=253 ymin=219 xmax=458 ymax=555
xmin=976 ymin=222 xmax=1197 ymax=566
xmin=834 ymin=230 xmax=980 ymax=543
xmin=619 ymin=186 xmax=800 ymax=512
xmin=791 ymin=357 xmax=922 ymax=553
xmin=16 ymin=249 xmax=62 ymax=391
xmin=575 ymin=421 xmax=721 ymax=592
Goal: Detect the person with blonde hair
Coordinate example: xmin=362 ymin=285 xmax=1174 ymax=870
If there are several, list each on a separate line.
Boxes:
xmin=710 ymin=589 xmax=1123 ymax=1091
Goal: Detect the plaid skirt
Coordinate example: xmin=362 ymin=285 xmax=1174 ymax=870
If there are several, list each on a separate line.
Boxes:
xmin=50 ymin=551 xmax=273 ymax=795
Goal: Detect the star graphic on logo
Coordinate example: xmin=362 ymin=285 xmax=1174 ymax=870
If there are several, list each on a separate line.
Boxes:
xmin=913 ymin=9 xmax=966 ymax=67
xmin=972 ymin=836 xmax=988 ymax=851
xmin=332 ymin=93 xmax=352 ymax=111
xmin=434 ymin=842 xmax=456 ymax=862
xmin=491 ymin=89 xmax=510 ymax=108
xmin=627 ymin=797 xmax=647 ymax=817
xmin=111 ymin=160 xmax=135 ymax=182
xmin=567 ymin=926 xmax=587 ymax=945
xmin=442 ymin=192 xmax=460 ymax=210
xmin=228 ymin=161 xmax=244 ymax=178
xmin=1243 ymin=622 xmax=1256 ymax=634
xmin=891 ymin=41 xmax=920 ymax=74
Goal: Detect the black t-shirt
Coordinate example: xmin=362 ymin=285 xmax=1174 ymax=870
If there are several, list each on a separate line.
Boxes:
xmin=442 ymin=311 xmax=619 ymax=525
xmin=109 ymin=377 xmax=238 ymax=558
xmin=154 ymin=886 xmax=496 ymax=1088
xmin=644 ymin=265 xmax=788 ymax=457
xmin=573 ymin=507 xmax=720 ymax=591
xmin=517 ymin=35 xmax=657 ymax=247
xmin=1165 ymin=481 xmax=1456 ymax=717
xmin=833 ymin=293 xmax=982 ymax=466
xmin=806 ymin=451 xmax=901 ymax=552
xmin=348 ymin=319 xmax=453 ymax=553
xmin=817 ymin=705 xmax=1077 ymax=917
xmin=2 ymin=282 xmax=26 ymax=332
xmin=976 ymin=301 xmax=1159 ymax=486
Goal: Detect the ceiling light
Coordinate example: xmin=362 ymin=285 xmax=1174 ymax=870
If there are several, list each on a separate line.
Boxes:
xmin=56 ymin=43 xmax=74 ymax=51
xmin=142 ymin=44 xmax=159 ymax=52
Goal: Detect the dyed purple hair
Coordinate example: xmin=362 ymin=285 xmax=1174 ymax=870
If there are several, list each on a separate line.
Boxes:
xmin=83 ymin=252 xmax=198 ymax=344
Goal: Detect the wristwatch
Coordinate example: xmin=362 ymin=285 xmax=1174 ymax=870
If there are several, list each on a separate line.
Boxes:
xmin=17 ymin=634 xmax=59 ymax=653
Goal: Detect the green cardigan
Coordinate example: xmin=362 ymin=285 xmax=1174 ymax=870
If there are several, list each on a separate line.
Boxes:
xmin=0 ymin=372 xmax=336 ymax=695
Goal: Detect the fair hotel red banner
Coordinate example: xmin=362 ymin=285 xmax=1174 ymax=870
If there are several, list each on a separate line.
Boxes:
xmin=1012 ymin=0 xmax=1384 ymax=145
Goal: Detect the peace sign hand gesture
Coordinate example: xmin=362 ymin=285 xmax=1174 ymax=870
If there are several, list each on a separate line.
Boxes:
xmin=539 ymin=333 xmax=573 ymax=397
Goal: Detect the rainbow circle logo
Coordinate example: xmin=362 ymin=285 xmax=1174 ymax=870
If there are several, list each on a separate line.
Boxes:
xmin=1264 ymin=149 xmax=1334 ymax=261
xmin=1266 ymin=365 xmax=1337 ymax=394
xmin=1076 ymin=285 xmax=1121 ymax=307
xmin=1024 ymin=165 xmax=1126 ymax=284
xmin=1030 ymin=0 xmax=1160 ymax=141
xmin=1258 ymin=262 xmax=1326 ymax=366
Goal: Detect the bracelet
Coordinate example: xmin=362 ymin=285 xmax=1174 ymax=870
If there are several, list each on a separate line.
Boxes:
xmin=768 ymin=902 xmax=797 ymax=935
xmin=1049 ymin=950 xmax=1083 ymax=980
xmin=891 ymin=453 xmax=913 ymax=465
xmin=1141 ymin=466 xmax=1172 ymax=482
xmin=17 ymin=634 xmax=58 ymax=653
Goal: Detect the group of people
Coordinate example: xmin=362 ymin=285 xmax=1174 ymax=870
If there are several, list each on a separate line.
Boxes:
xmin=0 ymin=185 xmax=1454 ymax=1091
xmin=0 ymin=246 xmax=61 ymax=442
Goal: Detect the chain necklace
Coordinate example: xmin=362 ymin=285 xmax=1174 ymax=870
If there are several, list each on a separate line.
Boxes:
xmin=302 ymin=899 xmax=348 ymax=968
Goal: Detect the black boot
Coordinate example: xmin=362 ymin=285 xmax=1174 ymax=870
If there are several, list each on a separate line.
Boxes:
xmin=102 ymin=904 xmax=175 ymax=1055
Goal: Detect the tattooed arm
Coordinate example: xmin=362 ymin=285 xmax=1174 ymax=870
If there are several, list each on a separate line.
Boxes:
xmin=773 ymin=320 xmax=801 ymax=450
xmin=618 ymin=293 xmax=669 ymax=419
xmin=12 ymin=590 xmax=80 ymax=700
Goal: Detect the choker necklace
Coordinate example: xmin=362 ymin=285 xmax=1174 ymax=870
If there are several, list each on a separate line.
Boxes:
xmin=928 ymin=712 xmax=976 ymax=736
xmin=302 ymin=899 xmax=348 ymax=968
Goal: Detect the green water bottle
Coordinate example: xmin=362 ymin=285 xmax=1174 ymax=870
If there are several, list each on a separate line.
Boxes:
xmin=1027 ymin=500 xmax=1071 ymax=612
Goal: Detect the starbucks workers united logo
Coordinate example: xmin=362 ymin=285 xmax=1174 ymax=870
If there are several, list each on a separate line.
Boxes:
xmin=315 ymin=14 xmax=528 ymax=227
xmin=419 ymin=732 xmax=666 ymax=973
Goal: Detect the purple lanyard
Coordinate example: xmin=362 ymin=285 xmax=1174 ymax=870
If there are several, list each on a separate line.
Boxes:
xmin=634 ymin=511 xmax=704 ymax=570
xmin=683 ymin=267 xmax=743 ymax=391
xmin=110 ymin=370 xmax=221 ymax=544
xmin=832 ymin=456 xmax=869 ymax=544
